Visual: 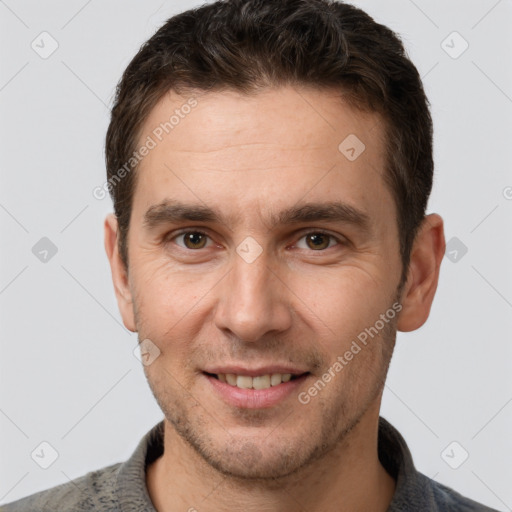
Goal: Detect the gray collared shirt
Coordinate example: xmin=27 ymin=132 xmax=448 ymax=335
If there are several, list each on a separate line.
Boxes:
xmin=1 ymin=417 xmax=500 ymax=511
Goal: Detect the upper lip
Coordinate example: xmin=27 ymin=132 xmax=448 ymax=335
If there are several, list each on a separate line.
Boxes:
xmin=203 ymin=365 xmax=309 ymax=377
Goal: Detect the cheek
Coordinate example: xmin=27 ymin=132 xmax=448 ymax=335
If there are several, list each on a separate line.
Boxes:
xmin=291 ymin=265 xmax=395 ymax=338
xmin=130 ymin=257 xmax=219 ymax=339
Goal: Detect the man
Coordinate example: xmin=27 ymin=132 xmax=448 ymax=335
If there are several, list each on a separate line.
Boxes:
xmin=2 ymin=0 xmax=499 ymax=511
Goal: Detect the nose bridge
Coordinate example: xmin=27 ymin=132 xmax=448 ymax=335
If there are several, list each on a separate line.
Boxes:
xmin=233 ymin=248 xmax=272 ymax=304
xmin=214 ymin=242 xmax=291 ymax=342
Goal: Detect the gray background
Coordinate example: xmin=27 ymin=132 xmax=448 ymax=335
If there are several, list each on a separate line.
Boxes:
xmin=1 ymin=0 xmax=511 ymax=509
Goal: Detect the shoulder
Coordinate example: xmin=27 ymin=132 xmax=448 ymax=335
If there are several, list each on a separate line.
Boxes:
xmin=1 ymin=462 xmax=122 ymax=512
xmin=419 ymin=471 xmax=500 ymax=512
xmin=378 ymin=417 xmax=499 ymax=512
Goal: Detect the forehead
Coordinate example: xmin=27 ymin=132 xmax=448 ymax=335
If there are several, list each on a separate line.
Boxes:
xmin=139 ymin=86 xmax=384 ymax=157
xmin=132 ymin=86 xmax=390 ymax=227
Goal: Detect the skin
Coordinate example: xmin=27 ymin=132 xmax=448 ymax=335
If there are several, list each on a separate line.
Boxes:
xmin=105 ymin=85 xmax=445 ymax=511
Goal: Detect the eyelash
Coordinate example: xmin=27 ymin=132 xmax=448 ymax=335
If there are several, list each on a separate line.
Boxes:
xmin=167 ymin=229 xmax=344 ymax=251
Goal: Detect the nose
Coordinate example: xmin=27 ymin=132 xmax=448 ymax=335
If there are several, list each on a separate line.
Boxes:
xmin=213 ymin=248 xmax=293 ymax=343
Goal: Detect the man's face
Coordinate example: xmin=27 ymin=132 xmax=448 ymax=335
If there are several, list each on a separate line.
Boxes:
xmin=121 ymin=86 xmax=404 ymax=479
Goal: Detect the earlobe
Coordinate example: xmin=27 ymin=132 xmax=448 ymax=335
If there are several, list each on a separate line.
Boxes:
xmin=104 ymin=214 xmax=137 ymax=332
xmin=397 ymin=214 xmax=445 ymax=332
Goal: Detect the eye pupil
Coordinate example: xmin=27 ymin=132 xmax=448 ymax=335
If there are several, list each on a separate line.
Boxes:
xmin=306 ymin=233 xmax=329 ymax=250
xmin=184 ymin=232 xmax=207 ymax=249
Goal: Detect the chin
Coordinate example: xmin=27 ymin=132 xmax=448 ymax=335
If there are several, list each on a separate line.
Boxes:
xmin=197 ymin=439 xmax=312 ymax=481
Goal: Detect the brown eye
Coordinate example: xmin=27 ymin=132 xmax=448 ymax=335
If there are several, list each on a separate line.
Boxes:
xmin=305 ymin=233 xmax=331 ymax=250
xmin=179 ymin=232 xmax=209 ymax=249
xmin=295 ymin=232 xmax=339 ymax=251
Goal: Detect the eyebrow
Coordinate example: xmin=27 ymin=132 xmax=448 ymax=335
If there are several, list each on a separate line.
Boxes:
xmin=143 ymin=199 xmax=371 ymax=233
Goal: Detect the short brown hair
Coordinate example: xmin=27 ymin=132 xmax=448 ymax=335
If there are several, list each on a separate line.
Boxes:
xmin=105 ymin=0 xmax=433 ymax=274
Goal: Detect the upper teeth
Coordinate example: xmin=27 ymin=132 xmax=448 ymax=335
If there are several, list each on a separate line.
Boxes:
xmin=217 ymin=373 xmax=292 ymax=389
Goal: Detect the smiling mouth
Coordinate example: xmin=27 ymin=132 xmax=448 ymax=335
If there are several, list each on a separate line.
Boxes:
xmin=204 ymin=372 xmax=309 ymax=390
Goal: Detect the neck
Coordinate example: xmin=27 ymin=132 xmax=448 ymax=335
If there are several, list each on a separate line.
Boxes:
xmin=146 ymin=406 xmax=396 ymax=512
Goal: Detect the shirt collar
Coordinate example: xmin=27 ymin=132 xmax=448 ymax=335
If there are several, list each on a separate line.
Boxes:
xmin=117 ymin=420 xmax=164 ymax=512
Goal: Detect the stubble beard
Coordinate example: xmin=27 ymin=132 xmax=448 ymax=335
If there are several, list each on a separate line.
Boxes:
xmin=140 ymin=313 xmax=397 ymax=484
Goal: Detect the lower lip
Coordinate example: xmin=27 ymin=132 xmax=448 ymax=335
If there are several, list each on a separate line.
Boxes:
xmin=203 ymin=373 xmax=309 ymax=409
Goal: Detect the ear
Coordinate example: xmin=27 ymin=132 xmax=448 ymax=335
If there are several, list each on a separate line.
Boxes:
xmin=397 ymin=214 xmax=445 ymax=332
xmin=104 ymin=213 xmax=137 ymax=332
